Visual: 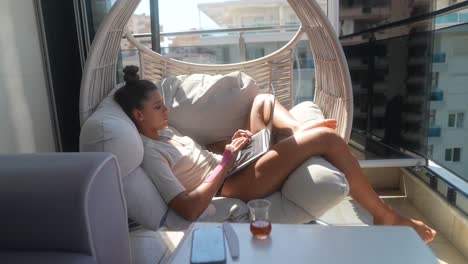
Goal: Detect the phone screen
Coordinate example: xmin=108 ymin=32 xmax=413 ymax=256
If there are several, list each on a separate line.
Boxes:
xmin=190 ymin=226 xmax=226 ymax=264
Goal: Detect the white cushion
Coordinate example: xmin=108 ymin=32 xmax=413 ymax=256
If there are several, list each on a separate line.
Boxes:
xmin=279 ymin=157 xmax=349 ymax=220
xmin=266 ymin=103 xmax=348 ymax=223
xmin=123 ymin=167 xmax=168 ymax=230
xmin=80 ymin=85 xmax=166 ymax=230
xmin=161 ymin=71 xmax=259 ymax=145
xmin=264 ymin=192 xmax=313 ymax=223
xmin=290 ymin=101 xmax=325 ymax=121
xmin=273 ymin=101 xmax=325 ymax=143
xmin=80 ymin=85 xmax=143 ymax=178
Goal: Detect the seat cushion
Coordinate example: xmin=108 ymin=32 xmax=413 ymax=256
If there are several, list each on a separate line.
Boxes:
xmin=268 ymin=101 xmax=349 ymax=222
xmin=129 ymin=229 xmax=169 ymax=264
xmin=161 ymin=71 xmax=259 ymax=145
xmin=279 ymin=157 xmax=349 ymax=220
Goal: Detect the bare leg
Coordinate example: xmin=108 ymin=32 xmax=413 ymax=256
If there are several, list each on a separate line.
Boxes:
xmin=245 ymin=94 xmax=338 ymax=136
xmin=245 ymin=94 xmax=301 ymax=134
xmin=222 ymin=127 xmax=436 ymax=243
xmin=208 ymin=95 xmax=301 ymax=153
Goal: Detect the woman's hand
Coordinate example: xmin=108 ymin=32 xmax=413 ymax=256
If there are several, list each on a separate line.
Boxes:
xmin=231 ymin=129 xmax=253 ymax=141
xmin=205 ymin=130 xmax=252 ymax=154
xmin=224 ymin=133 xmax=250 ymax=169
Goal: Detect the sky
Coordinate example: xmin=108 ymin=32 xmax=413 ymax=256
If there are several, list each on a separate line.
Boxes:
xmin=134 ymin=0 xmax=221 ymax=32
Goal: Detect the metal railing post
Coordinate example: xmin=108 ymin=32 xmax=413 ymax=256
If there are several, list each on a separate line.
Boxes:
xmin=239 ymin=32 xmax=246 ymax=62
xmin=149 ymin=0 xmax=161 ymax=53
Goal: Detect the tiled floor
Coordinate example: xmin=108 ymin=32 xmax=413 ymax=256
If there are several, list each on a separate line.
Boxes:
xmin=319 ymin=197 xmax=468 ymax=264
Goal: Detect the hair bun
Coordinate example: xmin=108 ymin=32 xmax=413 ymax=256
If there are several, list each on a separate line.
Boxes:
xmin=123 ymin=65 xmax=140 ymax=84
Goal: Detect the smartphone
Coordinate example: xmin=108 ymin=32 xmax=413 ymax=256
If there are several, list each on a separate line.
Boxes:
xmin=190 ymin=226 xmax=226 ymax=264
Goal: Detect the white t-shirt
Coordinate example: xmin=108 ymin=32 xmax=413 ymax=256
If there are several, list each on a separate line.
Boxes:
xmin=141 ymin=127 xmax=222 ymax=203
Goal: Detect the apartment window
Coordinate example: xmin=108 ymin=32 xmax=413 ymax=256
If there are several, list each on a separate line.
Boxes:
xmin=448 ymin=112 xmax=464 ymax=128
xmin=254 ymin=16 xmax=265 ymax=25
xmin=429 ymin=109 xmax=436 ymax=127
xmin=453 ymin=38 xmax=468 ymax=56
xmin=246 ymin=47 xmax=265 ymax=61
xmin=445 ymin=147 xmax=462 ymax=162
xmin=432 ymin=72 xmax=439 ymax=89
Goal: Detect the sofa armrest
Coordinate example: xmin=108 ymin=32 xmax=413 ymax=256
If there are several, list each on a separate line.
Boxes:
xmin=0 ymin=152 xmax=131 ymax=264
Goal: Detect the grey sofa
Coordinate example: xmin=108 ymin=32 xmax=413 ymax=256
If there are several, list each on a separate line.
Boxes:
xmin=0 ymin=152 xmax=131 ymax=264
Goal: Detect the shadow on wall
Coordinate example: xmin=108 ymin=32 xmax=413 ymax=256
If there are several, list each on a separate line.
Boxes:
xmin=0 ymin=1 xmax=55 ymax=153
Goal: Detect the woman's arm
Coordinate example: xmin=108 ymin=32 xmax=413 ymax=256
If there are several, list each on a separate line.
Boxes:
xmin=169 ymin=134 xmax=249 ymax=221
xmin=169 ymin=167 xmax=227 ymax=221
xmin=205 ymin=140 xmax=229 ymax=154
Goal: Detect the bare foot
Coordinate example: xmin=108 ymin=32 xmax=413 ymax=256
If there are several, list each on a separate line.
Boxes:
xmin=295 ymin=119 xmax=337 ymax=133
xmin=374 ymin=211 xmax=437 ymax=243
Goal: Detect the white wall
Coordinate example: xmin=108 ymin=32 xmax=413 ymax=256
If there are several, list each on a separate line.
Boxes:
xmin=0 ymin=0 xmax=56 ymax=153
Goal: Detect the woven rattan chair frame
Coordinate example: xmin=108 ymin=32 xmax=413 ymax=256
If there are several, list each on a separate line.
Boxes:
xmin=79 ymin=0 xmax=353 ymax=142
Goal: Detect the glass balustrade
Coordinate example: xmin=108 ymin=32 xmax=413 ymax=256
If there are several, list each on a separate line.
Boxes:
xmin=341 ymin=3 xmax=468 ymax=184
xmin=339 ymin=0 xmax=468 ymax=36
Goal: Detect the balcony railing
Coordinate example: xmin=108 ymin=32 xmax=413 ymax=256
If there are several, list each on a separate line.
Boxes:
xmin=338 ymin=0 xmax=468 ymax=213
xmin=131 ymin=24 xmax=300 ymax=39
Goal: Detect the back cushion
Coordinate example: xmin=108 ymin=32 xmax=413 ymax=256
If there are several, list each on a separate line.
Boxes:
xmin=80 ymin=85 xmax=143 ymax=178
xmin=161 ymin=71 xmax=259 ymax=145
xmin=123 ymin=167 xmax=167 ymax=230
xmin=80 ymin=85 xmax=168 ymax=229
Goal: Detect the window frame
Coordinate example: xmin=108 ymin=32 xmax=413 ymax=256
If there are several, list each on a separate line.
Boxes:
xmin=453 ymin=147 xmax=461 ymax=162
xmin=445 ymin=147 xmax=463 ymax=162
xmin=447 ymin=111 xmax=465 ymax=128
xmin=429 ymin=109 xmax=436 ymax=127
xmin=445 ymin=148 xmax=453 ymax=161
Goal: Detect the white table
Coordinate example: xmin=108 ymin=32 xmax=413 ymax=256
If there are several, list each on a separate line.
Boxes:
xmin=166 ymin=222 xmax=438 ymax=264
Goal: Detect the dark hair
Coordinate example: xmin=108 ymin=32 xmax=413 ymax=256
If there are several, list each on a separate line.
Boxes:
xmin=114 ymin=65 xmax=158 ymax=122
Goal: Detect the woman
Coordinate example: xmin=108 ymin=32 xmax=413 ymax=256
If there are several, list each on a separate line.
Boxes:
xmin=115 ymin=65 xmax=436 ymax=243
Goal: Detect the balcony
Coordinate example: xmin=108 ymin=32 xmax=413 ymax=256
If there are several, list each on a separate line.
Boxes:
xmin=126 ymin=1 xmax=467 ymax=263
xmin=5 ymin=0 xmax=468 ymax=263
xmin=430 ymin=90 xmax=444 ymax=101
xmin=432 ymin=53 xmax=447 ymax=63
xmin=340 ymin=6 xmax=391 ymax=20
xmin=428 ymin=127 xmax=442 ymax=137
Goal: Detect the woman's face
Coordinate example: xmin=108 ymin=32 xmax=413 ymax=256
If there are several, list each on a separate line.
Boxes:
xmin=133 ymin=90 xmax=169 ymax=135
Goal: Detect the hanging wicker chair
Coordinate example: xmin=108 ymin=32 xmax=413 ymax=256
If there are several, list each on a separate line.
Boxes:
xmin=79 ymin=0 xmax=354 ymax=231
xmin=79 ymin=0 xmax=353 ymax=142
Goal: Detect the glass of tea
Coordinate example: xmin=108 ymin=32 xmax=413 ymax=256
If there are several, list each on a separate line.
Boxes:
xmin=247 ymin=199 xmax=272 ymax=239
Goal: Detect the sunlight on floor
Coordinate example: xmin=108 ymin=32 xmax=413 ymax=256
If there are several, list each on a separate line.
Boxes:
xmin=320 ymin=197 xmax=468 ymax=264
